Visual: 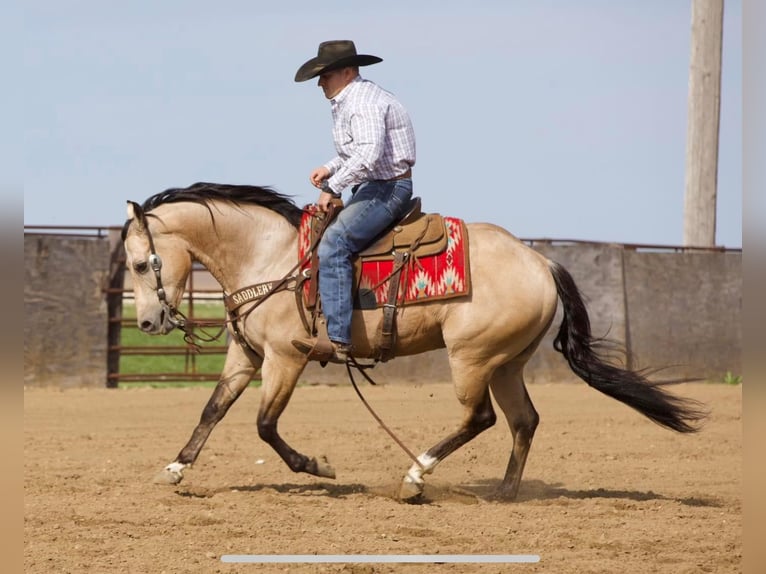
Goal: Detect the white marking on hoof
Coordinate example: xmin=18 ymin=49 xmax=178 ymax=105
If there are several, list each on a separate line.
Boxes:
xmin=399 ymin=474 xmax=424 ymax=500
xmin=153 ymin=461 xmax=187 ymax=485
xmin=399 ymin=453 xmax=438 ymax=500
xmin=408 ymin=453 xmax=438 ymax=483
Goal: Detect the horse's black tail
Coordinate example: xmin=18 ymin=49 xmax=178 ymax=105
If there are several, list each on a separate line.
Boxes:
xmin=548 ymin=260 xmax=707 ymax=433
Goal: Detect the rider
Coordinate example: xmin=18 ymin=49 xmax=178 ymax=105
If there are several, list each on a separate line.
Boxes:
xmin=292 ymin=40 xmax=417 ymax=363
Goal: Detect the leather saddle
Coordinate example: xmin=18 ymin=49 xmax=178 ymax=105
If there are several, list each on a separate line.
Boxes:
xmin=357 ymin=197 xmax=448 ymax=261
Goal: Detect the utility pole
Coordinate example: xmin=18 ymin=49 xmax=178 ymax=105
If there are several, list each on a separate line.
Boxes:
xmin=683 ymin=0 xmax=724 ymax=247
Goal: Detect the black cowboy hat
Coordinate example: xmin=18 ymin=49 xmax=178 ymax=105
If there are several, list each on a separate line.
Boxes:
xmin=294 ymin=40 xmax=382 ymax=82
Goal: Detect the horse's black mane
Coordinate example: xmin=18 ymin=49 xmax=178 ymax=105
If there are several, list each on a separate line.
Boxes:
xmin=123 ymin=182 xmax=304 ymax=238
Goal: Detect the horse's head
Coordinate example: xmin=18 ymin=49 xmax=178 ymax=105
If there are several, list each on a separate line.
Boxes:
xmin=123 ymin=201 xmax=193 ymax=335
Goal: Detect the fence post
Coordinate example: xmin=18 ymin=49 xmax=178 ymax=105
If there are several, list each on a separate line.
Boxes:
xmin=106 ymin=232 xmax=125 ymax=388
xmin=683 ymin=0 xmax=724 ymax=246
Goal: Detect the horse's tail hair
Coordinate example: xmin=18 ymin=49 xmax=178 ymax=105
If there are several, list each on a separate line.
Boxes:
xmin=548 ymin=260 xmax=707 ymax=433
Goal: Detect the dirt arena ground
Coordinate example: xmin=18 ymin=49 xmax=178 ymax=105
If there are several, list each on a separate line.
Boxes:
xmin=24 ymin=381 xmax=741 ymax=573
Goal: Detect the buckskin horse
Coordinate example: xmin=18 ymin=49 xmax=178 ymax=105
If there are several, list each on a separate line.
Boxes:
xmin=122 ymin=182 xmax=706 ymax=501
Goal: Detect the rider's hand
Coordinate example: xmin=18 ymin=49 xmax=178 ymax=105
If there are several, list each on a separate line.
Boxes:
xmin=310 ymin=167 xmax=331 ymax=189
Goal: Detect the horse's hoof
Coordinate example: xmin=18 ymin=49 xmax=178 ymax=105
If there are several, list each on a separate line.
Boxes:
xmin=399 ymin=476 xmax=424 ymax=501
xmin=490 ymin=485 xmax=519 ymax=502
xmin=153 ymin=469 xmax=183 ymax=485
xmin=153 ymin=462 xmax=186 ymax=485
xmin=311 ymin=456 xmax=336 ymax=479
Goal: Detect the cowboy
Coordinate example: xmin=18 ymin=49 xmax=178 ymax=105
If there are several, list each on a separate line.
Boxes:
xmin=291 ymin=40 xmax=417 ymax=363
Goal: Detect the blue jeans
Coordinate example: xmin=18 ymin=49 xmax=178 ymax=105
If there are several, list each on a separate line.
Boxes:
xmin=318 ymin=178 xmax=414 ymax=345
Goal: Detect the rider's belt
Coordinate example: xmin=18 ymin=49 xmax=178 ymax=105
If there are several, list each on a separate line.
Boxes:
xmin=385 ymin=168 xmax=412 ymax=181
xmin=352 ymin=169 xmax=413 ymax=194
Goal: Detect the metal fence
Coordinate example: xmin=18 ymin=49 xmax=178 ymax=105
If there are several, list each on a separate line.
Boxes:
xmin=24 ymin=225 xmax=742 ymax=388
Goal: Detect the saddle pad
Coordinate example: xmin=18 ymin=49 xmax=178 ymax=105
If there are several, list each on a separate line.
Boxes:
xmin=298 ymin=208 xmax=471 ymax=308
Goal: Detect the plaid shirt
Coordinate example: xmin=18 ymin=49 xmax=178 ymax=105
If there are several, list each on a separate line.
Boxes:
xmin=324 ymin=76 xmax=416 ymax=193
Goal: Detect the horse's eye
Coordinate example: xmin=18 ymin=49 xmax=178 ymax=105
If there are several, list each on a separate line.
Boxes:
xmin=134 ymin=261 xmax=149 ymax=274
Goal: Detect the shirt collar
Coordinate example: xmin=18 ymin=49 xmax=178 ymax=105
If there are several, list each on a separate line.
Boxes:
xmin=330 ymin=75 xmax=363 ymax=106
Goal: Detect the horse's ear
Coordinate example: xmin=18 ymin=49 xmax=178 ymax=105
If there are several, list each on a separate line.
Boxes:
xmin=126 ymin=201 xmax=145 ymax=231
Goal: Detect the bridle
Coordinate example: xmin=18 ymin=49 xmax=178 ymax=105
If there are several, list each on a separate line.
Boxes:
xmin=147 ymin=252 xmax=188 ymax=331
xmin=139 ymin=213 xmax=199 ymax=342
xmin=128 ymin=203 xmax=227 ymax=346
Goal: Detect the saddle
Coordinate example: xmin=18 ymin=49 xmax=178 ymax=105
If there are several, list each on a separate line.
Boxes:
xmin=304 ymin=197 xmax=449 ymax=362
xmin=357 ymin=197 xmax=448 ymax=261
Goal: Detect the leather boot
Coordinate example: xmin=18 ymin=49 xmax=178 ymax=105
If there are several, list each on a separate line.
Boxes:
xmin=292 ymin=337 xmax=352 ymax=364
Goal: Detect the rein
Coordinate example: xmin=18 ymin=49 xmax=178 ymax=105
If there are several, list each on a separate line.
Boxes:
xmin=345 ymin=358 xmax=425 ymax=470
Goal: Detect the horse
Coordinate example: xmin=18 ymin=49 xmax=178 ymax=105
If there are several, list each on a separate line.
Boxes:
xmin=122 ymin=182 xmax=706 ymax=501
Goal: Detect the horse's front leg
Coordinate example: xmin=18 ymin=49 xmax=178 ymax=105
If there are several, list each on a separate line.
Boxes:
xmin=154 ymin=342 xmax=260 ymax=485
xmin=256 ymin=353 xmax=336 ymax=479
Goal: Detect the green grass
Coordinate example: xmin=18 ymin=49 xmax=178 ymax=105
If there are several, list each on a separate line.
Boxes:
xmin=119 ymin=381 xmax=220 ymax=389
xmin=721 ymin=371 xmax=742 ymax=385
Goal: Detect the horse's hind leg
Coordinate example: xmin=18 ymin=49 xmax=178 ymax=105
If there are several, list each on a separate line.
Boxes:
xmin=488 ymin=361 xmax=539 ymax=500
xmin=154 ymin=343 xmax=260 ymax=485
xmin=399 ymin=360 xmax=497 ymax=501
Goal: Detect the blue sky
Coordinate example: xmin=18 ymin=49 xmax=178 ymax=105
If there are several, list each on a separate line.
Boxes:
xmin=23 ymin=0 xmax=742 ymax=247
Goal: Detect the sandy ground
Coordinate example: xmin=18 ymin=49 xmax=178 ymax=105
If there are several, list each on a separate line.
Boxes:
xmin=24 ymin=381 xmax=741 ymax=573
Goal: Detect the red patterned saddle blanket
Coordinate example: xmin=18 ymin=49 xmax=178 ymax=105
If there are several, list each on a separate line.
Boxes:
xmin=298 ymin=205 xmax=471 ymax=308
